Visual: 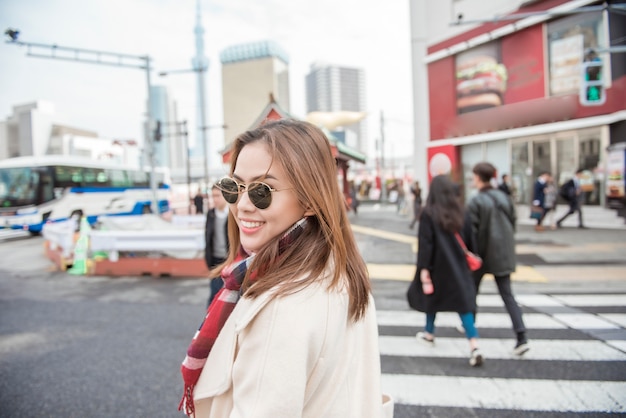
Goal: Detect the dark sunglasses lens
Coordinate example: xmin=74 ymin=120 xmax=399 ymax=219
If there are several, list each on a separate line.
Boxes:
xmin=219 ymin=178 xmax=239 ymax=204
xmin=248 ymin=183 xmax=272 ymax=209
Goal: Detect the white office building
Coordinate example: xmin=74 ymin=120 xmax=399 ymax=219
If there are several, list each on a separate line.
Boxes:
xmin=305 ymin=63 xmax=367 ymax=152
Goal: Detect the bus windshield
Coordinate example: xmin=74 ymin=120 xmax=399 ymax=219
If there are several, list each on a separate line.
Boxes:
xmin=0 ymin=167 xmax=38 ymax=208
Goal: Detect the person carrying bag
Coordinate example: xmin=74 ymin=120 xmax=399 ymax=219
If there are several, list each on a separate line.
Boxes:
xmin=407 ymin=175 xmax=484 ymax=367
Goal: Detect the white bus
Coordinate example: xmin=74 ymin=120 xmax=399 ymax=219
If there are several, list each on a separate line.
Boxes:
xmin=0 ymin=155 xmax=170 ymax=233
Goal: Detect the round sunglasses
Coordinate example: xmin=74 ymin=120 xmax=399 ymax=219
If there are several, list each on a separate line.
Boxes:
xmin=216 ymin=177 xmax=290 ymax=209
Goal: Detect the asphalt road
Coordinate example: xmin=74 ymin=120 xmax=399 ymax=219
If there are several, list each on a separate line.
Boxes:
xmin=0 ymin=207 xmax=625 ymax=417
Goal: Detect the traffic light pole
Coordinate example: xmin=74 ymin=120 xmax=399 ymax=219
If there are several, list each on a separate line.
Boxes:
xmin=4 ymin=31 xmax=160 ymax=213
xmin=161 ymin=121 xmax=192 ymax=214
xmin=145 ymin=59 xmax=159 ymax=213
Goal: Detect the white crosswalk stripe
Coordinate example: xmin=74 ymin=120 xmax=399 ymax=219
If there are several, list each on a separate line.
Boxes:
xmin=378 ymin=293 xmax=626 ymax=415
xmin=379 ymin=334 xmax=626 ymax=361
xmin=382 ymin=375 xmax=626 ymax=413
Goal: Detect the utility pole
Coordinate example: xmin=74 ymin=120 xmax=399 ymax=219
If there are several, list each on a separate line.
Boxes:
xmin=159 ymin=0 xmax=210 ymax=190
xmin=380 ymin=110 xmax=386 ymax=202
xmin=4 ymin=28 xmax=159 ymax=213
xmin=161 ymin=120 xmax=192 ymax=214
xmin=182 ymin=121 xmax=191 ymax=214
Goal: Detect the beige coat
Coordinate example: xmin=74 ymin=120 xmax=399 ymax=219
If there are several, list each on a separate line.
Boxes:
xmin=192 ymin=271 xmax=391 ymax=417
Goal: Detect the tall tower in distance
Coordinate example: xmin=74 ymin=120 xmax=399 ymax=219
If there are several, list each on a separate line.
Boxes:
xmin=191 ymin=0 xmax=210 ymax=187
xmin=220 ymin=40 xmax=290 ymax=145
xmin=306 ymin=63 xmax=367 ymax=152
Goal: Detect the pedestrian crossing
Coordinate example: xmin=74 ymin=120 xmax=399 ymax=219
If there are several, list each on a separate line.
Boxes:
xmin=377 ymin=292 xmax=626 ymax=416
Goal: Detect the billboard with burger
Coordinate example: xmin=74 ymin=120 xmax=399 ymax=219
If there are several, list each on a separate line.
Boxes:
xmin=456 ymin=42 xmax=508 ymax=115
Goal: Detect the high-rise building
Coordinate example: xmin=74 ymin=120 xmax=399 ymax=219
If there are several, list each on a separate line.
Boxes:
xmin=149 ymin=85 xmax=178 ymax=169
xmin=0 ymin=101 xmax=55 ymax=159
xmin=220 ymin=40 xmax=290 ymax=144
xmin=305 ymin=63 xmax=367 ymax=152
xmin=0 ymin=100 xmax=140 ymax=165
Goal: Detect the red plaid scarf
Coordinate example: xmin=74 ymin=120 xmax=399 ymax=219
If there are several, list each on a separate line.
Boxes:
xmin=178 ymin=217 xmax=308 ymax=416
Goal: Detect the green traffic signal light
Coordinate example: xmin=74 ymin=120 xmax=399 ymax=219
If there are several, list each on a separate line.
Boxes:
xmin=586 ymin=86 xmax=601 ymax=101
xmin=579 ymin=60 xmax=605 ymax=106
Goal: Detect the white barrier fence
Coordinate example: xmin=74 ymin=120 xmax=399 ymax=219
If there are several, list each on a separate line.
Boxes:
xmin=42 ymin=215 xmax=206 ymax=262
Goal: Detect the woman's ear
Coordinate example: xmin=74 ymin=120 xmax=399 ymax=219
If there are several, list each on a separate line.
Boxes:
xmin=303 ymin=207 xmax=315 ymax=217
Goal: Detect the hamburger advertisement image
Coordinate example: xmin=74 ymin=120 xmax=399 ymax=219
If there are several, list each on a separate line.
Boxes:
xmin=456 ymin=43 xmax=508 ymax=115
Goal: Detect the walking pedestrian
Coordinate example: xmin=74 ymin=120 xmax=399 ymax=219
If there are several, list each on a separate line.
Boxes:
xmin=532 ymin=171 xmax=551 ymax=232
xmin=408 ymin=181 xmax=423 ymax=229
xmin=467 ymin=162 xmax=529 ymax=356
xmin=498 ymin=173 xmax=512 ymax=196
xmin=556 ymin=168 xmax=587 ymax=229
xmin=348 ymin=180 xmax=360 ymax=215
xmin=544 ymin=175 xmax=558 ymax=230
xmin=193 ymin=188 xmax=205 ymax=214
xmin=410 ymin=175 xmax=484 ymax=367
xmin=179 ymin=119 xmax=390 ymax=418
xmin=204 ymin=184 xmax=229 ymax=307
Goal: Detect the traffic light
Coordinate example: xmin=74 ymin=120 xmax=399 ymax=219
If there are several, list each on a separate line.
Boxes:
xmin=579 ymin=60 xmax=606 ymax=106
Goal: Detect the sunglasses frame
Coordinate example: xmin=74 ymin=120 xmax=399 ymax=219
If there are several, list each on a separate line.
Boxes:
xmin=216 ymin=176 xmax=289 ymax=209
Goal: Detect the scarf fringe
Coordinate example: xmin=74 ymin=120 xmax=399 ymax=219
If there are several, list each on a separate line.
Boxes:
xmin=178 ymin=384 xmax=195 ymax=417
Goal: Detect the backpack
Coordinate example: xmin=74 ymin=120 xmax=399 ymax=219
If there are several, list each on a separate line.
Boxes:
xmin=559 ymin=182 xmax=570 ymax=201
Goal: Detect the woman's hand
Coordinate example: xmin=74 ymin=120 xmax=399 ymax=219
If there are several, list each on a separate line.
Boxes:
xmin=420 ymin=269 xmax=433 ymax=295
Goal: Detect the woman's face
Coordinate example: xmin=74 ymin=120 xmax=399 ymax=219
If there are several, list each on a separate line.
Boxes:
xmin=230 ymin=141 xmax=312 ymax=254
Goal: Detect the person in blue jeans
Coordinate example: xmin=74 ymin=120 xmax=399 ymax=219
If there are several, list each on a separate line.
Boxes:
xmin=412 ymin=175 xmax=483 ymax=367
xmin=467 ymin=162 xmax=529 ymax=356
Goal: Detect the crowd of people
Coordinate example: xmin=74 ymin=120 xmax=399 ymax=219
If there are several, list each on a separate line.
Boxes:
xmin=532 ymin=169 xmax=587 ymax=231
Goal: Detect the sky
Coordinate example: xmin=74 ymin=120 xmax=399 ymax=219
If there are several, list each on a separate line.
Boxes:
xmin=0 ymin=0 xmax=414 ymax=168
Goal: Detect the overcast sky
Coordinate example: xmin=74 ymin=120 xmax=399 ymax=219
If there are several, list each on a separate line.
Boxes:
xmin=0 ymin=0 xmax=414 ymax=165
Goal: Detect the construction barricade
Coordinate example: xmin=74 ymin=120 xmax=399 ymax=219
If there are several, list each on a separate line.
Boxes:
xmin=42 ymin=219 xmax=77 ymax=271
xmin=42 ymin=214 xmax=209 ymax=278
xmin=88 ymin=214 xmax=209 ymax=278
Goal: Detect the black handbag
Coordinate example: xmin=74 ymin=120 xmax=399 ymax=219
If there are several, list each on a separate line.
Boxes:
xmin=406 ymin=275 xmax=422 ymax=310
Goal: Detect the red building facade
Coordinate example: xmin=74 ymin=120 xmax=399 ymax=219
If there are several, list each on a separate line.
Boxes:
xmin=425 ymin=0 xmax=626 ymax=208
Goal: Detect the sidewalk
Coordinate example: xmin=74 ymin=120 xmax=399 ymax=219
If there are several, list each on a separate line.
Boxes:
xmin=515 ymin=203 xmax=626 ymax=230
xmin=350 ymin=203 xmax=626 ymax=284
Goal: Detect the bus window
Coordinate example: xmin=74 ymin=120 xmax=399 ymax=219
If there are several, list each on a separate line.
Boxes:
xmin=130 ymin=170 xmax=149 ymax=187
xmin=55 ymin=166 xmax=84 ymax=187
xmin=0 ymin=167 xmax=37 ymax=206
xmin=96 ymin=170 xmax=109 ymax=185
xmin=83 ymin=167 xmax=110 ymax=187
xmin=108 ymin=168 xmax=130 ymax=187
xmin=41 ymin=173 xmax=54 ymax=202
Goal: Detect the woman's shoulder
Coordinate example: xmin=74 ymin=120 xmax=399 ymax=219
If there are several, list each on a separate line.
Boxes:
xmin=260 ymin=268 xmax=346 ymax=308
xmin=262 ymin=278 xmax=350 ymax=332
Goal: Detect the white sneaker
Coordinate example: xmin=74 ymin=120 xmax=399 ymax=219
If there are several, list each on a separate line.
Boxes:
xmin=513 ymin=341 xmax=530 ymax=356
xmin=416 ymin=332 xmax=435 ymax=345
xmin=469 ymin=348 xmax=484 ymax=367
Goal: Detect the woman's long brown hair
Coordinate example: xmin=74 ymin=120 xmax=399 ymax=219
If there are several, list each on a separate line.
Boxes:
xmin=211 ymin=119 xmax=370 ymax=321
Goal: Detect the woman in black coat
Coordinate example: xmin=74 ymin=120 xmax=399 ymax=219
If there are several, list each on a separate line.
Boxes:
xmin=413 ymin=175 xmax=483 ymax=367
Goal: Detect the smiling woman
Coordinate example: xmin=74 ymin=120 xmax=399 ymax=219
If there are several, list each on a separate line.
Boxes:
xmin=179 ymin=119 xmax=393 ymax=418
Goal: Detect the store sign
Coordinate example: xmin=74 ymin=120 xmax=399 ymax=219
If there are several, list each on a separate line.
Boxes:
xmin=606 ymin=145 xmax=626 ymax=208
xmin=549 ymin=34 xmax=584 ymax=95
xmin=427 ymin=145 xmax=457 ymax=183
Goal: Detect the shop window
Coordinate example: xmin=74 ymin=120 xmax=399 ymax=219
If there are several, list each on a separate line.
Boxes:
xmin=556 ymin=138 xmax=576 ymax=186
xmin=579 ymin=137 xmax=601 ymax=205
xmin=511 ymin=142 xmax=530 ymax=204
xmin=532 ymin=140 xmax=551 ymax=178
